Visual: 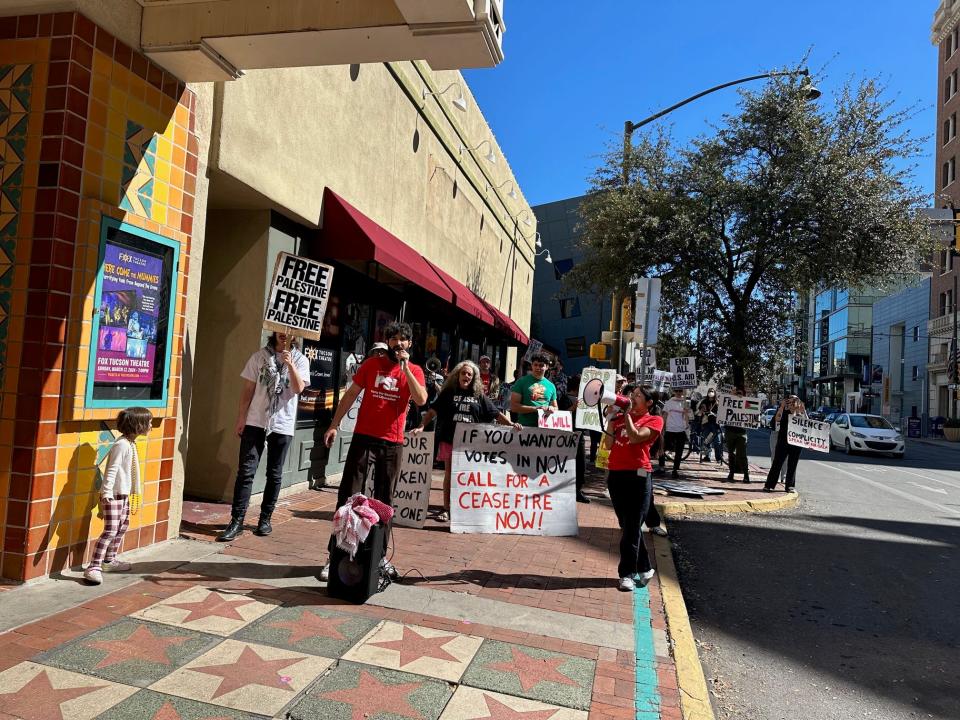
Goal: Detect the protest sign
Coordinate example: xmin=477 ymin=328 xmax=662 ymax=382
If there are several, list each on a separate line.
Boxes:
xmin=669 ymin=357 xmax=697 ymax=388
xmin=652 ymin=369 xmax=673 ymax=391
xmin=576 ymin=367 xmax=616 ymax=432
xmin=717 ymin=393 xmax=761 ymax=429
xmin=392 ymin=431 xmax=435 ymax=529
xmin=538 ymin=409 xmax=574 ymax=431
xmin=338 ymin=391 xmax=362 ymax=433
xmin=522 ymin=338 xmax=544 ymax=363
xmin=451 ymin=424 xmax=578 ymax=536
xmin=263 ymin=252 xmax=334 ymax=341
xmin=786 ymin=415 xmax=830 ymax=453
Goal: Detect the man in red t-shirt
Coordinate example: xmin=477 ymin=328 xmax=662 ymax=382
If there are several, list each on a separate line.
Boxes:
xmin=478 ymin=355 xmax=500 ymax=402
xmin=322 ymin=322 xmax=427 ymax=579
xmin=605 ymin=384 xmax=664 ymax=592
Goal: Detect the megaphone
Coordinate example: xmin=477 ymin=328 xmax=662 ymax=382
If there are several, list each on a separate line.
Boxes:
xmin=582 ymin=378 xmax=631 ymax=412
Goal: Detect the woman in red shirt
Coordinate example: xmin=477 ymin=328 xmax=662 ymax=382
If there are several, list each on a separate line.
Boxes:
xmin=606 ymin=384 xmax=664 ymax=592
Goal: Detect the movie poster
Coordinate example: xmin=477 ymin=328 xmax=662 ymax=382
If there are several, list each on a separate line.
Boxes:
xmin=94 ymin=242 xmax=164 ymax=384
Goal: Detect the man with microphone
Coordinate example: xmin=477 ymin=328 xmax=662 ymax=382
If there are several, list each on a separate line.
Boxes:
xmin=320 ymin=322 xmax=427 ymax=580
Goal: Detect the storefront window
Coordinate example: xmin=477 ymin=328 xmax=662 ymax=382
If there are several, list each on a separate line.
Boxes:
xmin=85 ymin=216 xmax=179 ymax=408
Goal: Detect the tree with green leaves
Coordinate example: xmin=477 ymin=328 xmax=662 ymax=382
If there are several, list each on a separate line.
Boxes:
xmin=567 ymin=72 xmax=934 ymax=390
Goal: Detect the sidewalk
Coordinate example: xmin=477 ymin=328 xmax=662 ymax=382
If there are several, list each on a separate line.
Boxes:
xmin=908 ymin=436 xmax=960 ymax=451
xmin=0 ymin=466 xmax=692 ymax=720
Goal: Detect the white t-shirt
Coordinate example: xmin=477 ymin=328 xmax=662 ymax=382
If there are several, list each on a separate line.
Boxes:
xmin=241 ymin=346 xmax=310 ymax=436
xmin=663 ymin=397 xmax=688 ymax=433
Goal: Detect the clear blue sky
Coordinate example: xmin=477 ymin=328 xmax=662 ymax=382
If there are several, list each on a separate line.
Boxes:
xmin=463 ymin=1 xmax=939 ymax=207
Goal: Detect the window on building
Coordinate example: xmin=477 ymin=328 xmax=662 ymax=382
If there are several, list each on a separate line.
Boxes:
xmin=913 ymin=326 xmax=920 ymax=342
xmin=912 ymin=365 xmax=920 ymax=381
xmin=941 ymin=292 xmax=948 ymax=316
xmin=943 ymin=156 xmax=957 ymax=188
xmin=946 ymin=113 xmax=957 ymax=145
xmin=946 ymin=70 xmax=958 ymax=103
xmin=949 ymin=27 xmax=959 ymax=58
xmin=942 ymin=249 xmax=951 ymax=274
xmin=559 ymin=297 xmax=581 ymax=319
xmin=565 ymin=336 xmax=587 ymax=358
xmin=553 ymin=258 xmax=574 ymax=280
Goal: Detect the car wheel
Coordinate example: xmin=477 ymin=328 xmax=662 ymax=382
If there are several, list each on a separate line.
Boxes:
xmin=844 ymin=439 xmax=853 ymax=455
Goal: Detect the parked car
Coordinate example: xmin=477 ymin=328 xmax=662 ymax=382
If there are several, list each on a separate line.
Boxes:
xmin=809 ymin=405 xmax=841 ymax=421
xmin=829 ymin=413 xmax=904 ymax=458
xmin=823 ymin=412 xmax=840 ymax=425
xmin=759 ymin=408 xmax=777 ymax=429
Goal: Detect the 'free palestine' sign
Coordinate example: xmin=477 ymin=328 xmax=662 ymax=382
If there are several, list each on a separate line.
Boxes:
xmin=263 ymin=252 xmax=334 ymax=341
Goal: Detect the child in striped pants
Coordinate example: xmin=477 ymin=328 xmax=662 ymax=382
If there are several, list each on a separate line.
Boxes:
xmin=84 ymin=407 xmax=152 ymax=585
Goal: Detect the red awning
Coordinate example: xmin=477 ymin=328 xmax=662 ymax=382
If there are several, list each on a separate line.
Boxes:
xmin=480 ymin=299 xmax=529 ymax=346
xmin=320 ymin=189 xmax=454 ymax=304
xmin=423 ymin=259 xmax=495 ymax=325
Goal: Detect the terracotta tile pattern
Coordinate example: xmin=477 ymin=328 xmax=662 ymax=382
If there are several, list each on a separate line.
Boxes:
xmin=0 ymin=12 xmax=196 ymax=582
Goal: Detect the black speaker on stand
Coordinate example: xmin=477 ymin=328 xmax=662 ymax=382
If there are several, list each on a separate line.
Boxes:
xmin=327 ymin=523 xmax=386 ymax=603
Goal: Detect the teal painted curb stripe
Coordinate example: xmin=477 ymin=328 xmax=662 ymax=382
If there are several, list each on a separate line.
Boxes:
xmin=634 ymin=585 xmax=661 ymax=718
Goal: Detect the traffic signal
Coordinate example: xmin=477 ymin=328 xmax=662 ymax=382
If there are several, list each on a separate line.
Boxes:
xmin=620 ymin=297 xmax=632 ymax=331
xmin=590 ymin=343 xmax=610 ymax=361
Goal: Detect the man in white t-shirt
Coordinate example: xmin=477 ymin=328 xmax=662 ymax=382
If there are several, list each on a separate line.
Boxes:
xmin=218 ymin=331 xmax=309 ymax=542
xmin=659 ymin=388 xmax=690 ymax=479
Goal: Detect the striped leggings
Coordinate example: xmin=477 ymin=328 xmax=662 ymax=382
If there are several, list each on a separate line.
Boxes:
xmin=88 ymin=496 xmax=130 ymax=569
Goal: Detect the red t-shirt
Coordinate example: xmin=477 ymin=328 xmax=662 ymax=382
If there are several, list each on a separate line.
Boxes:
xmin=352 ymin=356 xmax=426 ymax=444
xmin=480 ymin=372 xmax=491 ymax=396
xmin=607 ymin=411 xmax=664 ymax=472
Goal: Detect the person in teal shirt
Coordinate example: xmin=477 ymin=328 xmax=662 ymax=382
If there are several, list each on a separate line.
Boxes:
xmin=510 ymin=354 xmax=559 ymax=426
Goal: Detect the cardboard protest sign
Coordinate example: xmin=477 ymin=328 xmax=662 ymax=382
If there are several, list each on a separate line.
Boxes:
xmin=338 ymin=391 xmax=362 ymax=432
xmin=786 ymin=415 xmax=830 ymax=453
xmin=538 ymin=409 xmax=574 ymax=431
xmin=522 ymin=338 xmax=544 ymax=363
xmin=451 ymin=424 xmax=578 ymax=536
xmin=576 ymin=367 xmax=615 ymax=432
xmin=392 ymin=431 xmax=435 ymax=528
xmin=652 ymin=369 xmax=673 ymax=391
xmin=717 ymin=394 xmax=761 ymax=429
xmin=669 ymin=357 xmax=697 ymax=389
xmin=263 ymin=252 xmax=334 ymax=341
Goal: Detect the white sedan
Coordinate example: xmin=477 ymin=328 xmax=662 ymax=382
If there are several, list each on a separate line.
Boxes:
xmin=829 ymin=413 xmax=905 ymax=458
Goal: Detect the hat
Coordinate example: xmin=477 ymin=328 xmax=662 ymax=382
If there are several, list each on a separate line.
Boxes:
xmin=370 ymin=342 xmax=388 ymax=352
xmin=616 ymin=374 xmax=626 ymax=382
xmin=479 ymin=355 xmax=491 ymax=362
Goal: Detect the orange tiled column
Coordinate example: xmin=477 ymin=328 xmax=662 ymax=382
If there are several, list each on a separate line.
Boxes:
xmin=0 ymin=12 xmax=197 ymax=581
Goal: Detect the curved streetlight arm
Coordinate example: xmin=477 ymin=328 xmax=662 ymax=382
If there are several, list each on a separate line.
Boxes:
xmin=625 ymin=69 xmax=810 ymax=135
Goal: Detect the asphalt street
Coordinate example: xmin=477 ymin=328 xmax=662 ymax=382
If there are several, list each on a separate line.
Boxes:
xmin=671 ymin=430 xmax=960 ymax=720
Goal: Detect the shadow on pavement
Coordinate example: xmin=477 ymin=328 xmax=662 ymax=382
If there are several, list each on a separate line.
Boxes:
xmin=672 ymin=512 xmax=960 ymax=718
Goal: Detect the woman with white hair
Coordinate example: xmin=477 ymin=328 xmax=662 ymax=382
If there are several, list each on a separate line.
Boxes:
xmin=414 ymin=360 xmax=520 ymax=523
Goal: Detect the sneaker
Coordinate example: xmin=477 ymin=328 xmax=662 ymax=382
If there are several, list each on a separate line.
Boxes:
xmin=380 ymin=559 xmax=399 ymax=580
xmin=103 ymin=559 xmax=131 ymax=572
xmin=636 ymin=569 xmax=656 ymax=587
xmin=319 ymin=564 xmax=329 ymax=582
xmin=786 ymin=487 xmax=797 ymax=494
xmin=436 ymin=510 xmax=450 ymax=522
xmin=651 ymin=526 xmax=668 ymax=537
xmin=83 ymin=567 xmax=103 ymax=585
xmin=618 ymin=576 xmax=636 ymax=592
xmin=763 ymin=487 xmax=774 ymax=493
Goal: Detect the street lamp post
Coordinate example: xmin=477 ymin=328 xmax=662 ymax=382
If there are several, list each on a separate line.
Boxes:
xmin=610 ymin=69 xmax=819 ymax=374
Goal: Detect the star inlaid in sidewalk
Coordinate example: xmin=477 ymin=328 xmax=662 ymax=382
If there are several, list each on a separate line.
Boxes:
xmin=486 ymin=648 xmax=580 ymax=692
xmin=166 ymin=592 xmax=256 ymax=623
xmin=321 ymin=670 xmax=425 ymax=720
xmin=478 ymin=693 xmax=561 ymax=720
xmin=150 ymin=699 xmax=234 ymax=720
xmin=87 ymin=624 xmax=190 ymax=669
xmin=192 ymin=645 xmax=301 ymax=699
xmin=0 ymin=669 xmax=102 ymax=720
xmin=368 ymin=626 xmax=460 ymax=667
xmin=267 ymin=611 xmax=350 ymax=645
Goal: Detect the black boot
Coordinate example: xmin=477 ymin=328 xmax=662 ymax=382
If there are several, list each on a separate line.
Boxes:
xmin=254 ymin=514 xmax=273 ymax=536
xmin=217 ymin=517 xmax=244 ymax=542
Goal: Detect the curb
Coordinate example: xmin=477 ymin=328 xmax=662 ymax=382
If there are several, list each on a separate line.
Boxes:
xmin=656 ymin=491 xmax=799 ymax=518
xmin=653 ymin=534 xmax=714 ymax=720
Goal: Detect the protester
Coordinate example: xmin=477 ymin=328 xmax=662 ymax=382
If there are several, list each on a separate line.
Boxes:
xmin=605 ymin=384 xmax=664 ymax=592
xmin=84 ymin=407 xmax=152 ymax=584
xmin=414 ymin=360 xmax=520 ymax=522
xmin=765 ymin=395 xmax=806 ymax=493
xmin=218 ymin=332 xmax=309 ymax=542
xmin=321 ymin=322 xmax=427 ymax=579
xmin=723 ymin=387 xmax=751 ymax=483
xmin=557 ymin=374 xmax=589 ymax=503
xmin=504 ymin=367 xmax=523 ymax=418
xmin=697 ymin=389 xmax=723 ymax=464
xmin=478 ymin=355 xmax=501 ymax=402
xmin=549 ymin=359 xmax=569 ymax=396
xmin=510 ymin=353 xmax=559 ymax=426
xmin=768 ymin=413 xmax=788 ymax=485
xmin=658 ymin=388 xmax=690 ymax=479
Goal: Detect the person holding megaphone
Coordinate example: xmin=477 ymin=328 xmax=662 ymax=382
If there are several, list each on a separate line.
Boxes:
xmin=604 ymin=384 xmax=664 ymax=592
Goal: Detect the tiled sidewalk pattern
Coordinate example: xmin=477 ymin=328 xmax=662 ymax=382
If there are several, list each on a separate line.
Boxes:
xmin=0 ymin=467 xmax=686 ymax=719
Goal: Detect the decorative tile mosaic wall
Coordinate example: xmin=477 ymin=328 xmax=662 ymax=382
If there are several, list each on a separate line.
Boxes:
xmin=0 ymin=11 xmax=197 ymax=582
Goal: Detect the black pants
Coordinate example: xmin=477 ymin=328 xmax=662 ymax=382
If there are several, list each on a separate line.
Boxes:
xmin=588 ymin=430 xmax=601 ymax=462
xmin=645 ymin=498 xmax=662 ymax=529
xmin=725 ymin=432 xmax=749 ymax=478
xmin=659 ymin=431 xmax=686 ymax=472
xmin=231 ymin=426 xmax=292 ymax=520
xmin=575 ymin=432 xmax=585 ymax=494
xmin=765 ymin=442 xmax=801 ymax=489
xmin=607 ymin=469 xmax=653 ymax=578
xmin=333 ymin=433 xmax=403 ymax=548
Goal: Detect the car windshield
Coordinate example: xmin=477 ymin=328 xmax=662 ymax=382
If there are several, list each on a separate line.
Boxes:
xmin=850 ymin=415 xmax=894 ymax=430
